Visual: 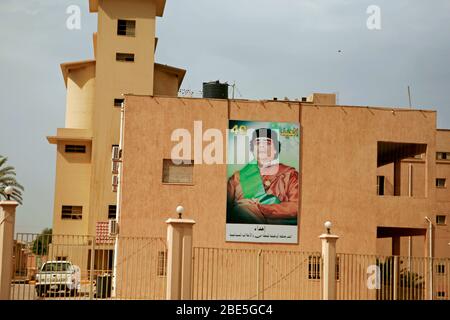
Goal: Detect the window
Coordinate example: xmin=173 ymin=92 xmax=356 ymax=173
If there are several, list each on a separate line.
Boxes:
xmin=437 ymin=152 xmax=450 ymax=160
xmin=377 ymin=176 xmax=385 ymax=196
xmin=117 ymin=19 xmax=136 ymax=36
xmin=436 ymin=264 xmax=446 ymax=275
xmin=65 ymin=145 xmax=86 ymax=153
xmin=437 ymin=291 xmax=446 ymax=299
xmin=114 ymin=99 xmax=124 ymax=107
xmin=108 ymin=205 xmax=117 ymax=220
xmin=116 ymin=53 xmax=135 ymax=62
xmin=61 ymin=206 xmax=82 ymax=220
xmin=436 ymin=178 xmax=446 ymax=188
xmin=157 ymin=251 xmax=167 ymax=276
xmin=308 ymin=255 xmax=321 ymax=280
xmin=436 ymin=215 xmax=447 ymax=225
xmin=56 ymin=256 xmax=68 ymax=261
xmin=162 ymin=159 xmax=194 ymax=184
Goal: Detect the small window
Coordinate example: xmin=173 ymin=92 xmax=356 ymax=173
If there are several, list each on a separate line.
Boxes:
xmin=437 ymin=152 xmax=450 ymax=160
xmin=61 ymin=206 xmax=82 ymax=220
xmin=116 ymin=53 xmax=135 ymax=62
xmin=436 ymin=178 xmax=446 ymax=188
xmin=437 ymin=291 xmax=446 ymax=299
xmin=308 ymin=255 xmax=321 ymax=280
xmin=65 ymin=145 xmax=86 ymax=153
xmin=377 ymin=176 xmax=385 ymax=196
xmin=162 ymin=159 xmax=194 ymax=184
xmin=436 ymin=264 xmax=446 ymax=274
xmin=56 ymin=256 xmax=68 ymax=261
xmin=108 ymin=205 xmax=117 ymax=220
xmin=436 ymin=215 xmax=447 ymax=225
xmin=157 ymin=251 xmax=167 ymax=276
xmin=114 ymin=99 xmax=124 ymax=107
xmin=117 ymin=19 xmax=136 ymax=37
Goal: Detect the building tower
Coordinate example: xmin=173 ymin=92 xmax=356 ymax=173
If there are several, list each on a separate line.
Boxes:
xmin=47 ymin=0 xmax=185 ymax=238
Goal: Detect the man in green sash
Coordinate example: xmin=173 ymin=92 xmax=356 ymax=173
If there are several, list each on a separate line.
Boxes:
xmin=227 ymin=128 xmax=299 ymax=225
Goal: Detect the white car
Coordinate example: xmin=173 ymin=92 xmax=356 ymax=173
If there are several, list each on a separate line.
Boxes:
xmin=35 ymin=261 xmax=81 ymax=297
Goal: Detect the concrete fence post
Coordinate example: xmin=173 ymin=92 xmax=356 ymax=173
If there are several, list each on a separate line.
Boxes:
xmin=0 ymin=200 xmax=18 ymax=300
xmin=319 ymin=225 xmax=339 ymax=300
xmin=166 ymin=218 xmax=195 ymax=300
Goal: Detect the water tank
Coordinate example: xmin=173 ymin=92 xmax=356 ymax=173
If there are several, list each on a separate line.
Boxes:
xmin=202 ymin=81 xmax=229 ymax=99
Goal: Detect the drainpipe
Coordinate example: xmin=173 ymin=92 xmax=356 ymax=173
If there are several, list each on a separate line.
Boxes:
xmin=425 ymin=216 xmax=433 ymax=300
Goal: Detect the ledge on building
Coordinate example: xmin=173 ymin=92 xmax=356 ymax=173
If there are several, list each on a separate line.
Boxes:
xmin=47 ymin=128 xmax=93 ymax=145
xmin=154 ymin=63 xmax=186 ymax=89
xmin=61 ymin=60 xmax=96 ymax=87
xmin=89 ymin=0 xmax=166 ymax=17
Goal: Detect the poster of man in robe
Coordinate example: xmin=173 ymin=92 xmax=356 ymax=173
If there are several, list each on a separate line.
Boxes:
xmin=226 ymin=120 xmax=300 ymax=244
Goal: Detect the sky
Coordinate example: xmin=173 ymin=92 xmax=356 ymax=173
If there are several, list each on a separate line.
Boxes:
xmin=0 ymin=0 xmax=449 ymax=234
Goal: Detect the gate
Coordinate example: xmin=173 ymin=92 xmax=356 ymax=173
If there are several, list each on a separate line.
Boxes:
xmin=11 ymin=233 xmax=166 ymax=300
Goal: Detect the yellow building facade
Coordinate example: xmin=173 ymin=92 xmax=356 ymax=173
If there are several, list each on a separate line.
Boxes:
xmin=48 ymin=0 xmax=185 ymax=237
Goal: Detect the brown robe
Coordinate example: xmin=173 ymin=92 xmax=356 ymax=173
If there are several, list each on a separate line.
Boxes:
xmin=227 ymin=164 xmax=299 ymax=224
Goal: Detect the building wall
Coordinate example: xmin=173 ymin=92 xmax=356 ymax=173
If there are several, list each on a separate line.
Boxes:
xmin=65 ymin=64 xmax=96 ymax=130
xmin=436 ymin=130 xmax=450 ymax=258
xmin=119 ymin=95 xmax=449 ymax=258
xmin=52 ymin=138 xmax=92 ymax=236
xmin=153 ymin=65 xmax=180 ymax=97
xmin=89 ymin=0 xmax=157 ymax=235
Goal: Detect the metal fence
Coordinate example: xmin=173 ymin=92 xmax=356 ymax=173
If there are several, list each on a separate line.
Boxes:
xmin=10 ymin=234 xmax=450 ymax=300
xmin=11 ymin=233 xmax=166 ymax=300
xmin=192 ymin=247 xmax=322 ymax=300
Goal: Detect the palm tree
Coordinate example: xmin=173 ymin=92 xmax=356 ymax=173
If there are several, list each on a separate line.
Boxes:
xmin=0 ymin=156 xmax=24 ymax=204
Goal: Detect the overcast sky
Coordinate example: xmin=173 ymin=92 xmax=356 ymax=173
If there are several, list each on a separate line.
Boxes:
xmin=0 ymin=0 xmax=449 ymax=234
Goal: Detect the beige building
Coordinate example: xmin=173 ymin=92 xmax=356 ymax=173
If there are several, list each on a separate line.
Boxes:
xmin=117 ymin=93 xmax=450 ymax=258
xmin=47 ymin=0 xmax=185 ymax=237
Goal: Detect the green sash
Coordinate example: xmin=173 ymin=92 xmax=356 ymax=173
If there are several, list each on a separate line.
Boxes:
xmin=239 ymin=161 xmax=281 ymax=205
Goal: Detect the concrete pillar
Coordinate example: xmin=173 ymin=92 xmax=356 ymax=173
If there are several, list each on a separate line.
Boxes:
xmin=319 ymin=233 xmax=339 ymax=300
xmin=166 ymin=218 xmax=195 ymax=300
xmin=0 ymin=201 xmax=18 ymax=300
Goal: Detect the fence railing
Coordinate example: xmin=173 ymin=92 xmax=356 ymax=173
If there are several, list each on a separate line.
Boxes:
xmin=192 ymin=247 xmax=322 ymax=300
xmin=11 ymin=233 xmax=166 ymax=300
xmin=10 ymin=233 xmax=450 ymax=300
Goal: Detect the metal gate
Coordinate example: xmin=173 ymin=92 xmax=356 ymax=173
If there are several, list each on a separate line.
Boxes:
xmin=11 ymin=233 xmax=166 ymax=300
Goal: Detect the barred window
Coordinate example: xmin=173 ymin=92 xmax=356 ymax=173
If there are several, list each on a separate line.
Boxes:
xmin=117 ymin=19 xmax=136 ymax=37
xmin=65 ymin=145 xmax=86 ymax=153
xmin=436 ymin=178 xmax=446 ymax=188
xmin=116 ymin=53 xmax=135 ymax=62
xmin=108 ymin=205 xmax=117 ymax=220
xmin=436 ymin=152 xmax=450 ymax=160
xmin=61 ymin=206 xmax=82 ymax=220
xmin=436 ymin=215 xmax=447 ymax=225
xmin=157 ymin=251 xmax=168 ymax=276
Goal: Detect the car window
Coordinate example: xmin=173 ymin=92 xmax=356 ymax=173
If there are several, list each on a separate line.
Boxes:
xmin=42 ymin=262 xmax=71 ymax=272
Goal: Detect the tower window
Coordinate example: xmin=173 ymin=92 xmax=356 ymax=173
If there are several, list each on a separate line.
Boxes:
xmin=117 ymin=19 xmax=136 ymax=37
xmin=114 ymin=99 xmax=124 ymax=107
xmin=436 ymin=178 xmax=446 ymax=188
xmin=436 ymin=215 xmax=447 ymax=225
xmin=116 ymin=53 xmax=135 ymax=62
xmin=108 ymin=205 xmax=117 ymax=220
xmin=65 ymin=145 xmax=86 ymax=153
xmin=61 ymin=206 xmax=83 ymax=220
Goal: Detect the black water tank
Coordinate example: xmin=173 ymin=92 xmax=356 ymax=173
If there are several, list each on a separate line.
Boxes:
xmin=202 ymin=81 xmax=229 ymax=99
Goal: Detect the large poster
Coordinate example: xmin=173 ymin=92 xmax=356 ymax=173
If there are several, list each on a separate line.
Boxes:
xmin=226 ymin=121 xmax=300 ymax=244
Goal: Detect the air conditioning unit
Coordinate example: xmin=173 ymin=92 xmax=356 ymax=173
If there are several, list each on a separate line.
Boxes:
xmin=112 ymin=146 xmax=121 ymax=162
xmin=112 ymin=175 xmax=119 ymax=192
xmin=109 ymin=219 xmax=119 ymax=236
xmin=112 ymin=161 xmax=119 ymax=174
